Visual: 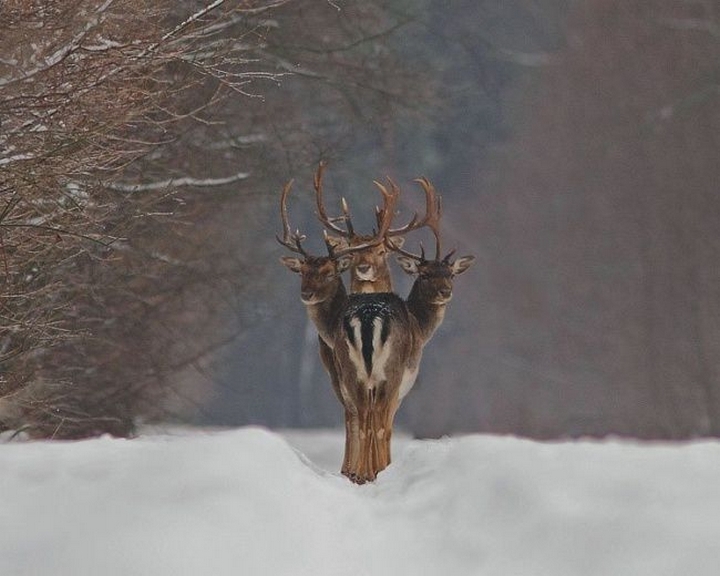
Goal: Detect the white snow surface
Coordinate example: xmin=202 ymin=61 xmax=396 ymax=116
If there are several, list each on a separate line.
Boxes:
xmin=2 ymin=426 xmax=719 ymax=576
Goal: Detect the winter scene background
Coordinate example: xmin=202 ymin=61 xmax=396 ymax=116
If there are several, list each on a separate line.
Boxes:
xmin=2 ymin=1 xmax=720 ymax=574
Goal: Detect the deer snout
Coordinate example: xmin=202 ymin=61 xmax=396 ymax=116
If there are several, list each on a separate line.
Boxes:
xmin=437 ymin=287 xmax=453 ymax=302
xmin=355 ymin=263 xmax=375 ymax=280
xmin=301 ymin=289 xmax=316 ymax=303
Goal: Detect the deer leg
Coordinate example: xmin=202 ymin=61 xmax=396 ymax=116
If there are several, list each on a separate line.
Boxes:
xmin=362 ymin=402 xmax=376 ymax=483
xmin=370 ymin=387 xmax=396 ymax=475
xmin=347 ymin=387 xmax=378 ymax=484
xmin=374 ymin=406 xmax=389 ymax=474
xmin=341 ymin=409 xmax=352 ymax=477
xmin=342 ymin=394 xmax=370 ymax=484
xmin=367 ymin=389 xmax=383 ymax=478
xmin=342 ymin=407 xmax=361 ymax=481
xmin=363 ymin=389 xmax=397 ymax=476
xmin=350 ymin=405 xmax=368 ymax=484
xmin=380 ymin=395 xmax=400 ymax=471
xmin=369 ymin=398 xmax=382 ymax=479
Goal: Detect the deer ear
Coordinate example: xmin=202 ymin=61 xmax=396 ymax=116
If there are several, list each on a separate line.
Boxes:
xmin=280 ymin=256 xmax=303 ymax=273
xmin=336 ymin=255 xmax=353 ymax=273
xmin=396 ymin=255 xmax=419 ymax=275
xmin=451 ymin=255 xmax=475 ymax=275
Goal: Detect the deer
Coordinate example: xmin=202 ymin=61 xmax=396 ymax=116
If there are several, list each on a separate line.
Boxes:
xmin=279 ymin=171 xmax=474 ymax=483
xmin=329 ymin=179 xmax=475 ymax=482
xmin=391 ymin=178 xmax=476 ymax=343
xmin=277 ymin=175 xmax=397 ymax=478
xmin=312 ymin=164 xmax=454 ymax=480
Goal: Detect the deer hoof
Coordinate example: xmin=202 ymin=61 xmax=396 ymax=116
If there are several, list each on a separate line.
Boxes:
xmin=343 ymin=470 xmax=376 ymax=485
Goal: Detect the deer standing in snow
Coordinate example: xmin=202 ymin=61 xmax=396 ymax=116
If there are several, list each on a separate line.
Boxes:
xmin=279 ymin=171 xmax=474 ymax=483
xmin=313 ymin=163 xmax=459 ymax=480
xmin=330 ymin=180 xmax=474 ymax=482
xmin=313 ymin=168 xmax=471 ymax=481
xmin=278 ymin=176 xmax=395 ymax=478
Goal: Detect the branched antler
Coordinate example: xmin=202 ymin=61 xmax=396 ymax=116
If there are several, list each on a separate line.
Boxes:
xmin=386 ymin=177 xmax=443 ymax=261
xmin=314 ymin=161 xmax=352 ymax=237
xmin=276 ymin=179 xmax=308 ymax=256
xmin=314 ymin=163 xmax=398 ymax=255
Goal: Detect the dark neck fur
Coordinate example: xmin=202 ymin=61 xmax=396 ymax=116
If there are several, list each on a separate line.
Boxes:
xmin=406 ymin=279 xmax=446 ymax=342
xmin=307 ymin=279 xmax=347 ymax=343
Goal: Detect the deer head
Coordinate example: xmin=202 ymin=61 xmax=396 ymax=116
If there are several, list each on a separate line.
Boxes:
xmin=388 ymin=178 xmax=474 ymax=335
xmin=277 ymin=173 xmax=397 ymax=305
xmin=396 ymin=252 xmax=475 ymax=305
xmin=315 ymin=162 xmax=449 ymax=294
xmin=276 ymin=180 xmax=355 ymax=305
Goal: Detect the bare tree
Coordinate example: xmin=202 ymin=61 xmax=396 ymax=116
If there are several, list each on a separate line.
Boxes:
xmin=0 ymin=0 xmax=289 ymax=436
xmin=1 ymin=0 xmax=435 ymax=437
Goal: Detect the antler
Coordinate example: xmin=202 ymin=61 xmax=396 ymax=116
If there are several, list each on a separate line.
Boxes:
xmin=370 ymin=177 xmax=400 ymax=238
xmin=314 ymin=162 xmax=399 ymax=252
xmin=386 ymin=177 xmax=443 ymax=260
xmin=329 ymin=180 xmax=399 ymax=257
xmin=276 ymin=179 xmax=308 ymax=256
xmin=324 ymin=181 xmax=400 ymax=258
xmin=313 ymin=163 xmax=447 ymax=261
xmin=314 ymin=161 xmax=355 ymax=237
xmin=415 ymin=178 xmax=443 ymax=258
xmin=385 ymin=178 xmax=442 ymax=242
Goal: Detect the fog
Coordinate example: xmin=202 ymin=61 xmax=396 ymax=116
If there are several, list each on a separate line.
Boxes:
xmin=198 ymin=2 xmax=720 ymax=440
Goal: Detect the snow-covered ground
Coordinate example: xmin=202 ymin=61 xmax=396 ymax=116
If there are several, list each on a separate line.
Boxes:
xmin=2 ymin=427 xmax=719 ymax=576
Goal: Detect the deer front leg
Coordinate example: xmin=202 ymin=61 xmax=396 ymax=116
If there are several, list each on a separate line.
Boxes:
xmin=344 ymin=387 xmax=398 ymax=483
xmin=355 ymin=402 xmax=376 ymax=483
xmin=341 ymin=410 xmax=351 ymax=477
xmin=377 ymin=394 xmax=400 ymax=472
xmin=366 ymin=387 xmax=396 ymax=476
xmin=344 ymin=388 xmax=379 ymax=484
xmin=367 ymin=398 xmax=382 ymax=480
xmin=342 ymin=407 xmax=361 ymax=481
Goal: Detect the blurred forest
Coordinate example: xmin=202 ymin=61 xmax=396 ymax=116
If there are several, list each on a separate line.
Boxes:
xmin=2 ymin=0 xmax=720 ymax=440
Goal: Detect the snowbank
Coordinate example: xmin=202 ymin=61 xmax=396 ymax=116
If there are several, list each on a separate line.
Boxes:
xmin=2 ymin=427 xmax=719 ymax=575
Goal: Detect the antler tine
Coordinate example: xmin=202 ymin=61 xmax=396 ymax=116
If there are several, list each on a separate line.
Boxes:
xmin=314 ymin=161 xmax=352 ymax=237
xmin=276 ymin=179 xmax=308 ymax=256
xmin=386 ymin=178 xmax=444 ymax=261
xmin=328 ymin=180 xmax=398 ymax=258
xmin=414 ymin=178 xmax=443 ymax=259
xmin=386 ymin=236 xmax=426 ymax=262
xmin=384 ymin=176 xmax=441 ymax=243
xmin=340 ymin=197 xmax=355 ymax=236
xmin=442 ymin=249 xmax=457 ymax=264
xmin=372 ymin=177 xmax=400 ymax=238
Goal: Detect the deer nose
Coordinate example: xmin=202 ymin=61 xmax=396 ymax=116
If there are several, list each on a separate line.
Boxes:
xmin=356 ymin=264 xmax=372 ymax=274
xmin=301 ymin=290 xmax=315 ymax=302
xmin=438 ymin=287 xmax=452 ymax=300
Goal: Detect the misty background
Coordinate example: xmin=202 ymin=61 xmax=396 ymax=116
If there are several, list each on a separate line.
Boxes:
xmin=197 ymin=1 xmax=720 ymax=440
xmin=3 ymin=1 xmax=719 ymax=440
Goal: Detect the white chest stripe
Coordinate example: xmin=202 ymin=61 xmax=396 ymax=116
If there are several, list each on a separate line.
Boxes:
xmin=370 ymin=317 xmax=392 ymax=384
xmin=346 ymin=317 xmax=366 ymax=379
xmin=345 ymin=316 xmax=394 ymax=389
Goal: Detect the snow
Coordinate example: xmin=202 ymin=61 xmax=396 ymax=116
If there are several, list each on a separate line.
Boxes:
xmin=2 ymin=427 xmax=719 ymax=576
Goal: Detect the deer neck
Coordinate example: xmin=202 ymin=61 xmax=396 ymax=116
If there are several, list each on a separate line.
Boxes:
xmin=406 ymin=280 xmax=447 ymax=343
xmin=306 ymin=280 xmax=347 ymax=345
